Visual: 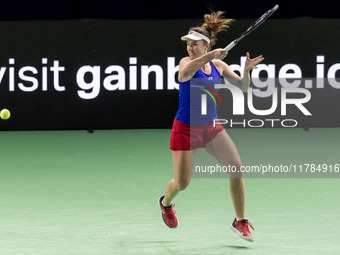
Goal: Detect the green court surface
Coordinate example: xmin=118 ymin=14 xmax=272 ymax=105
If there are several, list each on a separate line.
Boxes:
xmin=0 ymin=128 xmax=339 ymax=255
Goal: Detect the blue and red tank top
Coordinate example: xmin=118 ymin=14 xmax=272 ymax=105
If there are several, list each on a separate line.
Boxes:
xmin=175 ymin=61 xmax=221 ymax=125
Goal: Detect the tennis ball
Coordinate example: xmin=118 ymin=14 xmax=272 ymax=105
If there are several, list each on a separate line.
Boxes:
xmin=0 ymin=109 xmax=11 ymax=120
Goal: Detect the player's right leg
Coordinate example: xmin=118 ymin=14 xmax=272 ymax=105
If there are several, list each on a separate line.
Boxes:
xmin=159 ymin=150 xmax=195 ymax=228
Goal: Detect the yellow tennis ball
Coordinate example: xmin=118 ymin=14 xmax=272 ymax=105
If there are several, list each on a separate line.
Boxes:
xmin=0 ymin=109 xmax=11 ymax=120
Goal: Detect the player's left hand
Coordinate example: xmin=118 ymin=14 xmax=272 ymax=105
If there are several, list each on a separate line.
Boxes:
xmin=244 ymin=52 xmax=264 ymax=71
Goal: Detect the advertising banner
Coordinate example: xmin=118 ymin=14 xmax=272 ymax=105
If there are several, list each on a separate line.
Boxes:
xmin=0 ymin=19 xmax=339 ymax=130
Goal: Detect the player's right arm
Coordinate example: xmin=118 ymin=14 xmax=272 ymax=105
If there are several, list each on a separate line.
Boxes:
xmin=178 ymin=49 xmax=227 ymax=82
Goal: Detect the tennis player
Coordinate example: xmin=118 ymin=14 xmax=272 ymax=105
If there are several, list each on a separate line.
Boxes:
xmin=158 ymin=11 xmax=263 ymax=242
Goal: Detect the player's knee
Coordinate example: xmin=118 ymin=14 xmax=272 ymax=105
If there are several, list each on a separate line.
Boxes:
xmin=228 ymin=160 xmax=243 ymax=178
xmin=232 ymin=158 xmax=242 ymax=169
xmin=176 ymin=178 xmax=190 ymax=191
xmin=223 ymin=160 xmax=242 ymax=170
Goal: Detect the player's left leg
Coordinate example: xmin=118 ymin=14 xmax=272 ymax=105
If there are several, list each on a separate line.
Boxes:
xmin=205 ymin=130 xmax=244 ymax=217
xmin=205 ymin=130 xmax=254 ymax=242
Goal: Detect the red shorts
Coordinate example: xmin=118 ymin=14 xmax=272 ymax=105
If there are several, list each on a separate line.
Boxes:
xmin=170 ymin=119 xmax=225 ymax=151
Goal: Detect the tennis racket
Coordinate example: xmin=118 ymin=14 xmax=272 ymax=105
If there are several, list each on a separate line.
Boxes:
xmin=224 ymin=4 xmax=279 ymax=51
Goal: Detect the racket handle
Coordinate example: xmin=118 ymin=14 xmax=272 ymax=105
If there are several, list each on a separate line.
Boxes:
xmin=224 ymin=40 xmax=237 ymax=51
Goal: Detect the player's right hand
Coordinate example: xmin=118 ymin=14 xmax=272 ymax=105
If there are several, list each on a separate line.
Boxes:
xmin=211 ymin=49 xmax=228 ymax=60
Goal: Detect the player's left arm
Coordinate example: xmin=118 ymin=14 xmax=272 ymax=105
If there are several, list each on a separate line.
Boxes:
xmin=213 ymin=52 xmax=264 ymax=92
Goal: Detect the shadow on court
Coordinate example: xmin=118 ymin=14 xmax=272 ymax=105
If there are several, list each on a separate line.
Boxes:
xmin=220 ymin=245 xmax=252 ymax=250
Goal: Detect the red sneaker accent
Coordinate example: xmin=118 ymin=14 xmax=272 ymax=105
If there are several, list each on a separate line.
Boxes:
xmin=158 ymin=196 xmax=179 ymax=228
xmin=230 ymin=218 xmax=254 ymax=242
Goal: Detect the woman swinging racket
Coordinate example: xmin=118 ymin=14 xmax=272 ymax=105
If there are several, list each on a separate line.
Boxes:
xmin=158 ymin=11 xmax=264 ymax=242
